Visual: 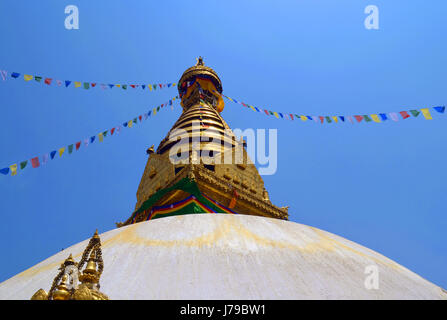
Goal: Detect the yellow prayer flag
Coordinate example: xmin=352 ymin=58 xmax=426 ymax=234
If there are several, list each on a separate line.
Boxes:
xmin=148 ymin=84 xmax=152 ymax=91
xmin=10 ymin=164 xmax=17 ymax=176
xmin=250 ymin=105 xmax=256 ymax=112
xmin=421 ymin=108 xmax=432 ymax=120
xmin=153 ymin=108 xmax=157 ymax=116
xmin=300 ymin=115 xmax=307 ymax=121
xmin=332 ymin=116 xmax=339 ymax=123
xmin=24 ymin=75 xmax=33 ymax=81
xmin=74 ymin=82 xmax=81 ymax=88
xmin=371 ymin=114 xmax=381 ymax=123
xmin=273 ymin=112 xmax=279 ymax=119
xmin=128 ymin=120 xmax=133 ymax=128
xmin=98 ymin=132 xmax=104 ymax=142
xmin=59 ymin=147 xmax=65 ymax=157
xmin=116 ymin=84 xmax=121 ymax=88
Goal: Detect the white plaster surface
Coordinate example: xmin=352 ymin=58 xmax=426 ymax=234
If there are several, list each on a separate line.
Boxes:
xmin=0 ymin=214 xmax=445 ymax=300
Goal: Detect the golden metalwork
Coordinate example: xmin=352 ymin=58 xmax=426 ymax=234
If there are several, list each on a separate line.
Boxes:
xmin=30 ymin=230 xmax=109 ymax=300
xmin=124 ymin=59 xmax=288 ymax=225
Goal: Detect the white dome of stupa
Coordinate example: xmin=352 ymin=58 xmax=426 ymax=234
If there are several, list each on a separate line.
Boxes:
xmin=0 ymin=214 xmax=445 ymax=300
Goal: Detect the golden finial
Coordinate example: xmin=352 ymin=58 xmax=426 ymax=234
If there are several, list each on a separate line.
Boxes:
xmin=196 ymin=56 xmax=204 ymax=66
xmin=93 ymin=229 xmax=99 ymax=240
xmin=53 ymin=274 xmax=71 ymax=300
xmin=66 ymin=254 xmax=75 ymax=265
xmin=146 ymin=144 xmax=155 ymax=155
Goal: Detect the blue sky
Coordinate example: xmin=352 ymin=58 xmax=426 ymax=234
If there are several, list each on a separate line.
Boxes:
xmin=0 ymin=0 xmax=446 ymax=290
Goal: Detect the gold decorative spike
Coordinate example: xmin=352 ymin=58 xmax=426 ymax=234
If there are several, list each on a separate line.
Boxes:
xmin=30 ymin=289 xmax=48 ymax=300
xmin=146 ymin=144 xmax=155 ymax=155
xmin=30 ymin=230 xmax=109 ymax=300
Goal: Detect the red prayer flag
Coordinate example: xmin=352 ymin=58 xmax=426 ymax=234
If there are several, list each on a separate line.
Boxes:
xmin=44 ymin=78 xmax=52 ymax=85
xmin=159 ymin=84 xmax=162 ymax=89
xmin=319 ymin=116 xmax=324 ymax=123
xmin=111 ymin=127 xmax=115 ymax=135
xmin=130 ymin=85 xmax=136 ymax=88
xmin=354 ymin=115 xmax=364 ymax=122
xmin=31 ymin=157 xmax=40 ymax=168
xmin=399 ymin=111 xmax=410 ymax=119
xmin=290 ymin=114 xmax=294 ymax=120
xmin=91 ymin=83 xmax=96 ymax=87
xmin=264 ymin=110 xmax=269 ymax=115
xmin=139 ymin=115 xmax=142 ymax=121
xmin=75 ymin=141 xmax=81 ymax=150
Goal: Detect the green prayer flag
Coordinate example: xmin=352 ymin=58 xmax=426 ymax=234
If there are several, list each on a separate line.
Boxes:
xmin=103 ymin=130 xmax=108 ymax=137
xmin=83 ymin=82 xmax=89 ymax=89
xmin=157 ymin=106 xmax=160 ymax=111
xmin=325 ymin=116 xmax=332 ymax=123
xmin=68 ymin=144 xmax=74 ymax=154
xmin=34 ymin=76 xmax=42 ymax=82
xmin=410 ymin=110 xmax=420 ymax=117
xmin=20 ymin=160 xmax=27 ymax=169
xmin=122 ymin=85 xmax=127 ymax=90
xmin=363 ymin=115 xmax=372 ymax=122
xmin=269 ymin=111 xmax=274 ymax=115
xmin=133 ymin=118 xmax=138 ymax=124
xmin=153 ymin=84 xmax=157 ymax=90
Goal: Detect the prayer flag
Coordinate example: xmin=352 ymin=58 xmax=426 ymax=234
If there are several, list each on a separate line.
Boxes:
xmin=273 ymin=112 xmax=279 ymax=119
xmin=0 ymin=167 xmax=9 ymax=175
xmin=354 ymin=115 xmax=364 ymax=122
xmin=59 ymin=148 xmax=65 ymax=157
xmin=90 ymin=136 xmax=96 ymax=143
xmin=347 ymin=116 xmax=354 ymax=124
xmin=363 ymin=115 xmax=372 ymax=122
xmin=31 ymin=157 xmax=40 ymax=168
xmin=325 ymin=116 xmax=332 ymax=123
xmin=153 ymin=84 xmax=157 ymax=90
xmin=42 ymin=154 xmax=49 ymax=165
xmin=44 ymin=78 xmax=52 ymax=85
xmin=421 ymin=108 xmax=432 ymax=120
xmin=128 ymin=120 xmax=133 ymax=128
xmin=371 ymin=114 xmax=381 ymax=123
xmin=98 ymin=133 xmax=104 ymax=142
xmin=379 ymin=113 xmax=388 ymax=121
xmin=123 ymin=122 xmax=128 ymax=127
xmin=389 ymin=112 xmax=399 ymax=121
xmin=20 ymin=160 xmax=28 ymax=169
xmin=24 ymin=75 xmax=33 ymax=81
xmin=103 ymin=130 xmax=108 ymax=137
xmin=91 ymin=83 xmax=96 ymax=87
xmin=148 ymin=84 xmax=153 ymax=91
xmin=332 ymin=116 xmax=339 ymax=123
xmin=0 ymin=70 xmax=7 ymax=80
xmin=10 ymin=164 xmax=17 ymax=176
xmin=108 ymin=84 xmax=114 ymax=89
xmin=122 ymin=85 xmax=127 ymax=90
xmin=399 ymin=111 xmax=410 ymax=119
xmin=74 ymin=82 xmax=81 ymax=88
xmin=434 ymin=106 xmax=445 ymax=113
xmin=75 ymin=142 xmax=81 ymax=150
xmin=300 ymin=115 xmax=307 ymax=121
xmin=319 ymin=116 xmax=324 ymax=123
xmin=142 ymin=85 xmax=146 ymax=90
xmin=111 ymin=127 xmax=116 ymax=135
xmin=84 ymin=139 xmax=89 ymax=147
xmin=68 ymin=144 xmax=74 ymax=154
xmin=409 ymin=110 xmax=420 ymax=117
xmin=83 ymin=82 xmax=90 ymax=89
xmin=50 ymin=151 xmax=57 ymax=159
xmin=56 ymin=80 xmax=62 ymax=86
xmin=11 ymin=72 xmax=20 ymax=78
xmin=339 ymin=116 xmax=345 ymax=122
xmin=35 ymin=76 xmax=42 ymax=82
xmin=65 ymin=80 xmax=71 ymax=87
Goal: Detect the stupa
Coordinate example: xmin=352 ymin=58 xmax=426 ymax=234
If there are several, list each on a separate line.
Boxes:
xmin=0 ymin=59 xmax=445 ymax=300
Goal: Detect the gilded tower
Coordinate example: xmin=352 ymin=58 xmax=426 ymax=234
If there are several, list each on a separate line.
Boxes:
xmin=121 ymin=58 xmax=288 ymax=225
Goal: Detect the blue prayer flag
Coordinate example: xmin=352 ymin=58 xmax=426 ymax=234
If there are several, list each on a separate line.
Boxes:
xmin=108 ymin=84 xmax=114 ymax=89
xmin=434 ymin=106 xmax=445 ymax=113
xmin=279 ymin=113 xmax=284 ymax=118
xmin=90 ymin=136 xmax=96 ymax=143
xmin=306 ymin=116 xmax=313 ymax=121
xmin=379 ymin=113 xmax=388 ymax=121
xmin=142 ymin=85 xmax=146 ymax=90
xmin=50 ymin=150 xmax=57 ymax=159
xmin=339 ymin=116 xmax=345 ymax=122
xmin=64 ymin=80 xmax=71 ymax=87
xmin=123 ymin=122 xmax=128 ymax=127
xmin=11 ymin=72 xmax=20 ymax=78
xmin=0 ymin=167 xmax=9 ymax=175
